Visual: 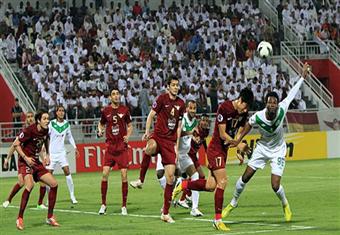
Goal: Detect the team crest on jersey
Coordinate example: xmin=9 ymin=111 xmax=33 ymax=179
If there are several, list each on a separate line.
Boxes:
xmin=19 ymin=132 xmax=24 ymax=138
xmin=152 ymin=101 xmax=157 ymax=108
xmin=174 ymin=105 xmax=180 ymax=110
xmin=118 ymin=113 xmax=124 ymax=118
xmin=217 ymin=114 xmax=223 ymax=122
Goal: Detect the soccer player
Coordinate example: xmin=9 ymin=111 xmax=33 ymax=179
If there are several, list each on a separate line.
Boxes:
xmin=172 ymin=88 xmax=254 ymax=231
xmin=2 ymin=112 xmax=48 ymax=209
xmin=222 ymin=63 xmax=311 ymax=222
xmin=130 ymin=76 xmax=185 ymax=223
xmin=13 ymin=110 xmax=59 ymax=230
xmin=97 ymin=89 xmax=133 ymax=216
xmin=177 ymin=113 xmax=211 ymax=215
xmin=176 ymin=100 xmax=204 ymax=216
xmin=187 ymin=114 xmax=210 ymax=180
xmin=45 ymin=105 xmax=79 ymax=204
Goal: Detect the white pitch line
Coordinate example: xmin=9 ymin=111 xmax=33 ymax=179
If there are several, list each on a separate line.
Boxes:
xmin=6 ymin=205 xmax=316 ymax=231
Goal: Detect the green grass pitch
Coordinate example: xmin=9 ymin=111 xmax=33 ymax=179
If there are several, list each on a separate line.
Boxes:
xmin=1 ymin=159 xmax=339 ymax=235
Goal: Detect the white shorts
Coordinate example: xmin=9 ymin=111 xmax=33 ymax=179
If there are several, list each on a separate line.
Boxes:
xmin=247 ymin=144 xmax=287 ymax=177
xmin=46 ymin=152 xmax=69 ymax=170
xmin=178 ymin=153 xmax=194 ymax=173
xmin=156 ymin=154 xmax=164 ymax=171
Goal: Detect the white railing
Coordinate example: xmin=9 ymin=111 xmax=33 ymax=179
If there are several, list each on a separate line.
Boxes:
xmin=259 ymin=0 xmax=278 ymax=28
xmin=281 ymin=42 xmax=334 ymax=108
xmin=0 ymin=52 xmax=35 ymax=113
xmin=281 ymin=41 xmax=329 ymax=59
xmin=325 ymin=40 xmax=340 ymax=68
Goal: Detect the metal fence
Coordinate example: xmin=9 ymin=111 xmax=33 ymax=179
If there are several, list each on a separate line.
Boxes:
xmin=0 ymin=109 xmax=327 ymax=144
xmin=0 ymin=52 xmax=36 ymax=113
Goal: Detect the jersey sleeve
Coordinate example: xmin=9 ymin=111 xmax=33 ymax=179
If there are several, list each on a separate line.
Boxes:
xmin=100 ymin=108 xmax=107 ymax=125
xmin=66 ymin=124 xmax=77 ymax=149
xmin=151 ymin=95 xmax=163 ymax=114
xmin=18 ymin=127 xmax=32 ymax=143
xmin=216 ymin=105 xmax=228 ymax=125
xmin=280 ymin=77 xmax=304 ymax=112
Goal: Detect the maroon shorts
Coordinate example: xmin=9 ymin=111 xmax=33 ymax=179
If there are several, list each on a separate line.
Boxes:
xmin=104 ymin=148 xmax=129 ymax=169
xmin=207 ymin=145 xmax=228 ymax=171
xmin=188 ymin=152 xmax=201 ymax=169
xmin=150 ymin=133 xmax=176 ymax=165
xmin=18 ymin=160 xmax=49 ymax=182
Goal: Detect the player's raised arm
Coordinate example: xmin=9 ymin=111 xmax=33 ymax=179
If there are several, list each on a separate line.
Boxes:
xmin=281 ymin=63 xmax=310 ymax=109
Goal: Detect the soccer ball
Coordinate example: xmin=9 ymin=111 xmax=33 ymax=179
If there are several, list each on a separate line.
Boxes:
xmin=257 ymin=41 xmax=273 ymax=58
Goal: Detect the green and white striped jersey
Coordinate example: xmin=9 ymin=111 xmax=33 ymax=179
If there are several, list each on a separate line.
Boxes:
xmin=249 ymin=77 xmax=304 ymax=150
xmin=48 ymin=119 xmax=76 ymax=154
xmin=179 ymin=113 xmax=198 ymax=154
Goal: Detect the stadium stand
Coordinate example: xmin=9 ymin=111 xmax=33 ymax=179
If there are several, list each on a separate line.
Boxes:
xmin=0 ymin=0 xmax=318 ymax=120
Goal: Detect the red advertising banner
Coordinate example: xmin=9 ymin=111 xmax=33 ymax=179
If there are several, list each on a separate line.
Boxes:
xmin=76 ymin=141 xmax=207 ymax=173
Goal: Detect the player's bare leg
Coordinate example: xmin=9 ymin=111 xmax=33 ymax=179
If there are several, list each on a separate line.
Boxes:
xmin=130 ymin=139 xmax=157 ymax=189
xmin=272 ymin=174 xmax=292 ymax=221
xmin=121 ymin=168 xmax=128 ymax=215
xmin=223 ymin=166 xmax=256 ymax=218
xmin=62 ymin=166 xmax=77 ymax=204
xmin=99 ymin=166 xmax=110 ymax=215
xmin=161 ymin=164 xmax=176 ymax=223
xmin=16 ymin=174 xmax=34 ymax=230
xmin=3 ymin=174 xmax=24 ymax=208
xmin=40 ymin=173 xmax=59 ymax=226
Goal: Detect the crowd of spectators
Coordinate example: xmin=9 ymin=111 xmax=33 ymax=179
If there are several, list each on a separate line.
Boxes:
xmin=276 ymin=0 xmax=339 ymax=43
xmin=0 ymin=0 xmax=308 ymax=121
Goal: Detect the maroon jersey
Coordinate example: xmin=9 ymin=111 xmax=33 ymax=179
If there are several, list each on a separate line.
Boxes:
xmin=18 ymin=124 xmax=49 ymax=160
xmin=100 ymin=105 xmax=132 ymax=152
xmin=208 ymin=100 xmax=247 ymax=155
xmin=152 ymin=93 xmax=185 ymax=142
xmin=188 ymin=126 xmax=210 ymax=156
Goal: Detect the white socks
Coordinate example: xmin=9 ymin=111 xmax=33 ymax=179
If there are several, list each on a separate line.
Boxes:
xmin=66 ymin=175 xmax=75 ymax=198
xmin=275 ymin=185 xmax=288 ymax=206
xmin=158 ymin=176 xmax=166 ymax=190
xmin=191 ymin=172 xmax=200 ymax=209
xmin=230 ymin=177 xmax=246 ymax=207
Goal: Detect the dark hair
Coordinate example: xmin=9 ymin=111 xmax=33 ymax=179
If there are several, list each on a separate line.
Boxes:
xmin=200 ymin=113 xmax=209 ymax=119
xmin=239 ymin=88 xmax=254 ymax=105
xmin=35 ymin=110 xmax=48 ymax=124
xmin=265 ymin=92 xmax=279 ymax=103
xmin=167 ymin=76 xmax=179 ymax=85
xmin=186 ymin=99 xmax=196 ymax=106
